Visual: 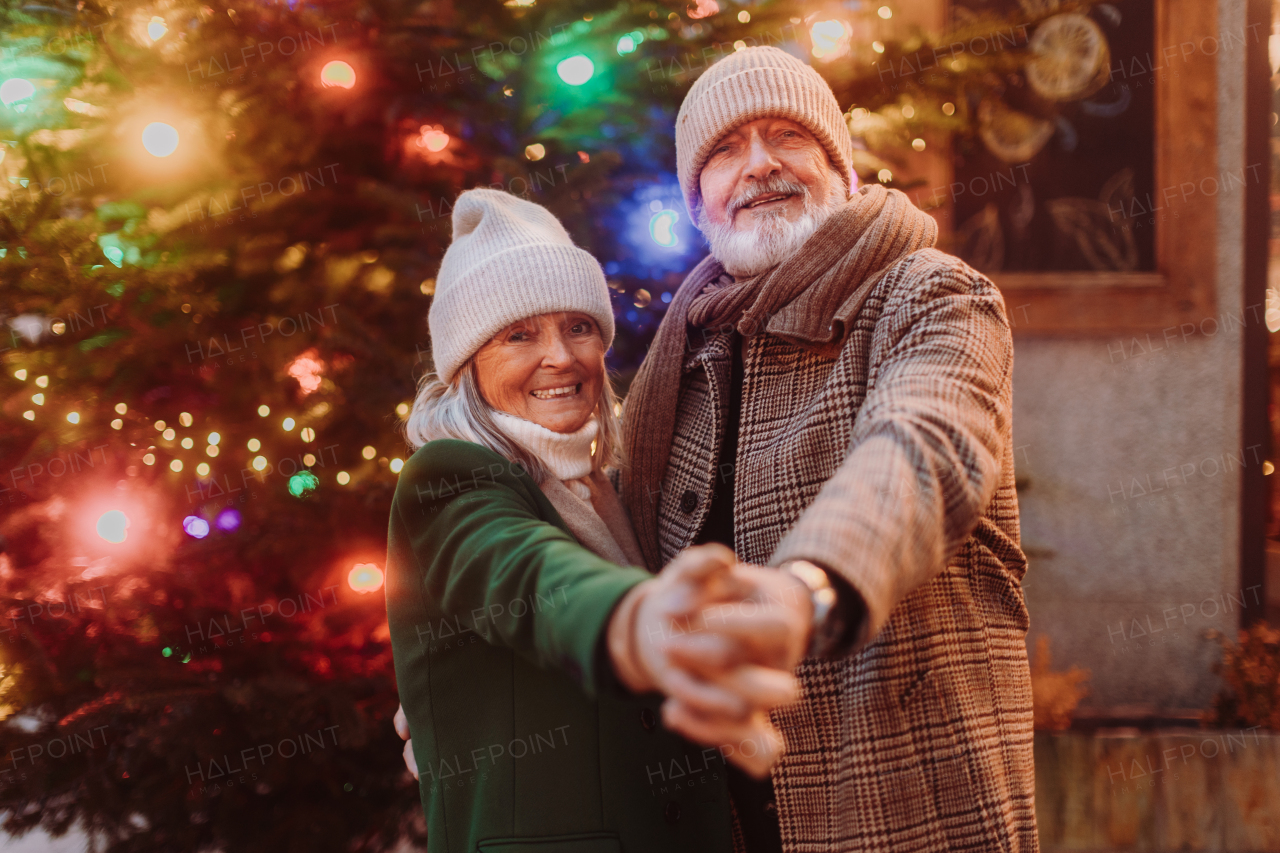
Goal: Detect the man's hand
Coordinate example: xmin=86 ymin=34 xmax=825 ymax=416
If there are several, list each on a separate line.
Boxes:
xmin=607 ymin=546 xmax=814 ymax=777
xmin=394 ymin=704 xmax=418 ymax=780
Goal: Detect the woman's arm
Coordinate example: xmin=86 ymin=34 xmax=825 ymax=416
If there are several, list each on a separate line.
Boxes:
xmin=391 ymin=439 xmax=652 ymax=696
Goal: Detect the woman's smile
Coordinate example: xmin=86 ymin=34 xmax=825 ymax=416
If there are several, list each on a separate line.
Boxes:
xmin=530 ymin=382 xmax=583 ymax=400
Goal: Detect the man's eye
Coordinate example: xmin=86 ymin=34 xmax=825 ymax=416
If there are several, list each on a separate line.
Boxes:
xmin=508 ymin=331 xmax=529 ymax=342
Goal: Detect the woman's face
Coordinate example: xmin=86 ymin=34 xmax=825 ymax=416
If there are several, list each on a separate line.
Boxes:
xmin=473 ymin=311 xmax=606 ymax=434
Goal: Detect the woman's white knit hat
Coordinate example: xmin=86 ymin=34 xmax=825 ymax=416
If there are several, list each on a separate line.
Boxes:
xmin=428 ymin=188 xmax=615 ymax=384
xmin=675 ymin=45 xmax=854 ymax=219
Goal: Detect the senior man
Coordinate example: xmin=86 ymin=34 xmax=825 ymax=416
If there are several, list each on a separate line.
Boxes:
xmin=619 ymin=46 xmax=1038 ymax=852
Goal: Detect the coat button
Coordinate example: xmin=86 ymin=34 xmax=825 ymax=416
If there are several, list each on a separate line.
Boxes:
xmin=639 ymin=708 xmax=656 ymax=731
xmin=664 ymin=801 xmax=681 ymax=824
xmin=679 ymin=490 xmax=698 ymax=514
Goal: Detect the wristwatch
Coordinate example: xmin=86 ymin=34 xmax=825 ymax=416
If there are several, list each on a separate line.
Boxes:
xmin=780 ymin=559 xmax=845 ymax=658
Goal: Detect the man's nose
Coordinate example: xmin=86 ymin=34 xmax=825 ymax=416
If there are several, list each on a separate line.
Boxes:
xmin=742 ymin=134 xmax=782 ymax=183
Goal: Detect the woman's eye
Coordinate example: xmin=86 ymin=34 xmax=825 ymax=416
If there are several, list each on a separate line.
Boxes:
xmin=508 ymin=330 xmax=529 ymax=342
xmin=570 ymin=323 xmax=590 ymax=334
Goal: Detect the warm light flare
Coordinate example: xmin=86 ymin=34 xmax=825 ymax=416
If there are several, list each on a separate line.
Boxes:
xmin=348 ymin=563 xmax=385 ymax=593
xmin=320 ymin=60 xmax=356 ymax=89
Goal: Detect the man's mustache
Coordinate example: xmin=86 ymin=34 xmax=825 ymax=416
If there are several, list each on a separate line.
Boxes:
xmin=730 ymin=178 xmax=810 ymax=215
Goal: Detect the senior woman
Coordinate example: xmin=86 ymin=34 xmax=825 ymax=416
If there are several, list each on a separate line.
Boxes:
xmin=386 ymin=189 xmax=796 ymax=853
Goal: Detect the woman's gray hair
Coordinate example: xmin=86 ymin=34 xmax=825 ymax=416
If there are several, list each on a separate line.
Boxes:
xmin=402 ymin=358 xmax=624 ymax=484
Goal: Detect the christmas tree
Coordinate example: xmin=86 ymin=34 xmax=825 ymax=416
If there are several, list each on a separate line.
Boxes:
xmin=0 ymin=0 xmax=1112 ymax=848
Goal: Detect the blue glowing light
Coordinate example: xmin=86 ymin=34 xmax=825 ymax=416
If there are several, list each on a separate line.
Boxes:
xmin=649 ymin=210 xmax=680 ymax=247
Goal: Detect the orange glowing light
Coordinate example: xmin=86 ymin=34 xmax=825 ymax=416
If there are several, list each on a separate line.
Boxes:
xmin=687 ymin=0 xmax=718 ymax=18
xmin=286 ymin=348 xmax=324 ymax=396
xmin=416 ymin=125 xmax=450 ymax=153
xmin=320 ymin=60 xmax=356 ymax=89
xmin=348 ymin=563 xmax=384 ymax=593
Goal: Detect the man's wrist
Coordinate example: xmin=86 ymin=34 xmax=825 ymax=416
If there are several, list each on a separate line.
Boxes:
xmin=780 ymin=559 xmax=864 ymax=658
xmin=780 ymin=560 xmax=840 ymax=658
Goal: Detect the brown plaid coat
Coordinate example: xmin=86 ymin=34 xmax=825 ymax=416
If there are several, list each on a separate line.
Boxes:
xmin=643 ymin=248 xmax=1038 ymax=852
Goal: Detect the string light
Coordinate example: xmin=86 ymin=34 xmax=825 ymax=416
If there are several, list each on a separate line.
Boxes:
xmin=348 ymin=563 xmax=384 ymax=593
xmin=337 ymin=471 xmax=351 ymax=485
xmin=147 ymin=15 xmax=168 ymax=41
xmin=182 ymin=516 xmax=210 ymax=538
xmin=181 ymin=437 xmax=194 ymax=449
xmin=215 ymin=508 xmax=241 ymax=531
xmin=34 ymin=375 xmax=48 ymax=388
xmin=67 ymin=412 xmax=80 ymax=423
xmin=361 ymin=446 xmax=376 ymax=460
xmin=303 ymin=453 xmax=317 ymax=466
xmin=179 ymin=412 xmax=193 ymax=426
xmin=141 ymin=122 xmax=180 ymax=157
xmin=258 ymin=405 xmax=270 ymax=417
xmin=22 ymin=411 xmax=34 ymax=420
xmin=208 ymin=432 xmax=220 ymax=445
xmin=320 ymin=60 xmax=356 ymax=89
xmin=0 ymin=78 xmax=35 ymax=109
xmin=300 ymin=427 xmax=315 ymax=442
xmin=96 ymin=510 xmax=130 ymax=543
xmin=282 ymin=417 xmax=296 ymax=431
xmin=111 ymin=419 xmax=123 ymax=429
xmin=556 ymin=55 xmax=594 ymax=86
xmin=162 ymin=428 xmax=175 ymax=440
xmin=252 ymin=456 xmax=268 ymax=471
xmin=115 ymin=403 xmax=127 ymax=414
xmin=155 ymin=420 xmax=166 ymax=430
xmin=143 ymin=453 xmax=156 ymax=465
xmin=247 ymin=438 xmax=261 ymax=451
xmin=14 ymin=369 xmax=26 ymax=380
xmin=288 ymin=470 xmax=318 ymax=497
xmin=169 ymin=459 xmax=183 ymax=472
xmin=390 ymin=458 xmax=404 ymax=473
xmin=196 ymin=462 xmax=210 ymax=476
xmin=206 ymin=445 xmax=219 ymax=457
xmin=396 ymin=403 xmax=410 ymax=417
xmin=31 ymin=393 xmax=44 ymax=405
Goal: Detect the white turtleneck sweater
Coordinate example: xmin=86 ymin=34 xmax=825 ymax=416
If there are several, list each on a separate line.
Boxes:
xmin=489 ymin=410 xmax=598 ymax=500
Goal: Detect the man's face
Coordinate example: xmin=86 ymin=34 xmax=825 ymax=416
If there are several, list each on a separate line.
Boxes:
xmin=698 ymin=117 xmax=839 ymax=231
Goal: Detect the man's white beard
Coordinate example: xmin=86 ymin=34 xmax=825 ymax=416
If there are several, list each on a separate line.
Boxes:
xmin=697 ymin=169 xmax=848 ymax=279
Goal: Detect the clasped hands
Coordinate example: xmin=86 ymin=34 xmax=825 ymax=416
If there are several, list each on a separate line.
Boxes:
xmin=606 ymin=543 xmax=813 ymax=779
xmin=393 ymin=543 xmax=813 ymax=782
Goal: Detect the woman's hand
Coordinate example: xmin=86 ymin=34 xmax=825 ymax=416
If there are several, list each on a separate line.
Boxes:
xmin=394 ymin=704 xmax=418 ymax=780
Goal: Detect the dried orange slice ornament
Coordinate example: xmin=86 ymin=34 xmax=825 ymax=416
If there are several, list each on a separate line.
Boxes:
xmin=1026 ymin=13 xmax=1111 ymax=102
xmin=978 ymin=98 xmax=1055 ymax=163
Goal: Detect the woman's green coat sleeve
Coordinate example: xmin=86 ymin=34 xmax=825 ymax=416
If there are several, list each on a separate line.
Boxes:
xmin=391 ymin=439 xmax=652 ymax=697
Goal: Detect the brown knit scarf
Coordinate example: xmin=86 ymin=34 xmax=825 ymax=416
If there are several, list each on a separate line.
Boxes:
xmin=620 ymin=184 xmax=938 ymax=571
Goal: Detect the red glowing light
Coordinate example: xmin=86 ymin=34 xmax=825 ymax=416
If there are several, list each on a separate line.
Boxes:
xmin=348 ymin=563 xmax=384 ymax=593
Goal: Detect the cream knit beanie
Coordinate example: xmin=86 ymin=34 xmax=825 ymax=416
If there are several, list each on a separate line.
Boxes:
xmin=428 ymin=188 xmax=615 ymax=384
xmin=675 ymin=46 xmax=854 ymax=219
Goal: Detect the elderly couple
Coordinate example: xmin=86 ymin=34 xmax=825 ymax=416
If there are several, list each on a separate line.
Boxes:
xmin=385 ymin=46 xmax=1037 ymax=853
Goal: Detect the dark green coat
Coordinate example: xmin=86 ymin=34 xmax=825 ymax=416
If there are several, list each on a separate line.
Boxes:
xmin=386 ymin=439 xmax=733 ymax=853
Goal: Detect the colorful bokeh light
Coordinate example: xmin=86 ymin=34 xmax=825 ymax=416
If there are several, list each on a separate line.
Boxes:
xmin=96 ymin=510 xmax=130 ymax=543
xmin=182 ymin=516 xmax=210 ymax=539
xmin=348 ymin=563 xmax=384 ymax=593
xmin=320 ymin=60 xmax=356 ymax=89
